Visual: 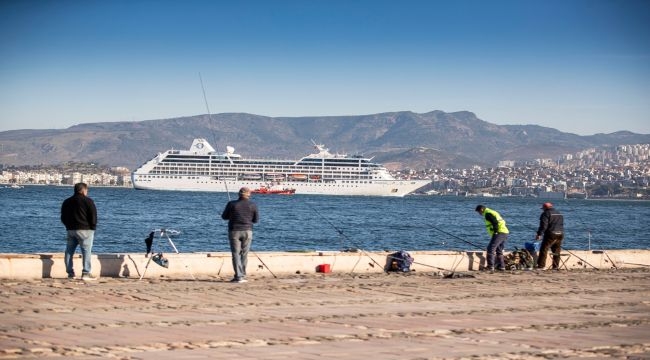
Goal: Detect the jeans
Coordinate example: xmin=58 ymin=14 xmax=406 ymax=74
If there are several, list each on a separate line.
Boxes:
xmin=487 ymin=233 xmax=507 ymax=270
xmin=537 ymin=232 xmax=564 ymax=269
xmin=65 ymin=229 xmax=94 ymax=276
xmin=228 ymin=230 xmax=252 ymax=280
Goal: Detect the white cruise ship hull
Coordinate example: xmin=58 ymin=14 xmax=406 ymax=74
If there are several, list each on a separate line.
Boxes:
xmin=132 ymin=176 xmax=429 ymax=197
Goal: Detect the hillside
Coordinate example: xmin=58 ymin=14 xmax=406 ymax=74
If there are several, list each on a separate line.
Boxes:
xmin=1 ymin=111 xmax=648 ymax=170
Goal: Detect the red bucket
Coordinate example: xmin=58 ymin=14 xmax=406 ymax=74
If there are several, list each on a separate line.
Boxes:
xmin=317 ymin=264 xmax=331 ymax=273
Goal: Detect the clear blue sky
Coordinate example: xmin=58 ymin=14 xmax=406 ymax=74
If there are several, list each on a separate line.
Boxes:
xmin=1 ymin=0 xmax=649 ymax=135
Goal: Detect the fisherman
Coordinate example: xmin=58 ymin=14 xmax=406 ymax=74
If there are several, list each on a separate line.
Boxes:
xmin=61 ymin=182 xmax=98 ymax=281
xmin=475 ymin=204 xmax=509 ymax=271
xmin=535 ymin=202 xmax=564 ymax=270
xmin=221 ymin=187 xmax=259 ymax=283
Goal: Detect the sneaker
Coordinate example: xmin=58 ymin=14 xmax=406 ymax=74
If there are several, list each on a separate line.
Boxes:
xmin=81 ymin=274 xmax=97 ymax=281
xmin=67 ymin=273 xmax=75 ymax=279
xmin=230 ymin=278 xmax=248 ymax=283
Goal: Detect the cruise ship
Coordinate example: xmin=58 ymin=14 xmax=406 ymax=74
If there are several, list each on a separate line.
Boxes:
xmin=131 ymin=138 xmax=429 ymax=197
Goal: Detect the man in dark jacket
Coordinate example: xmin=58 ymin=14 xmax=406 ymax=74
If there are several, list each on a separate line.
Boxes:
xmin=61 ymin=182 xmax=98 ymax=280
xmin=221 ymin=187 xmax=259 ymax=283
xmin=536 ymin=202 xmax=564 ymax=270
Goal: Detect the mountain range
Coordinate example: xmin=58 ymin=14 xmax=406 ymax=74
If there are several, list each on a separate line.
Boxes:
xmin=1 ymin=110 xmax=648 ymax=170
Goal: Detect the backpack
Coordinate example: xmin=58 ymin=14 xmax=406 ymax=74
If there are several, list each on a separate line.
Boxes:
xmin=504 ymin=248 xmax=534 ymax=270
xmin=388 ymin=251 xmax=414 ymax=272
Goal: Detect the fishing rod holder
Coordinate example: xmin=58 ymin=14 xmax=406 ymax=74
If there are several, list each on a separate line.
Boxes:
xmin=139 ymin=228 xmax=195 ymax=280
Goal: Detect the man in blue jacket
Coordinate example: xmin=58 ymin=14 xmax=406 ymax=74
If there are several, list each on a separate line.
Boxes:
xmin=222 ymin=187 xmax=259 ymax=283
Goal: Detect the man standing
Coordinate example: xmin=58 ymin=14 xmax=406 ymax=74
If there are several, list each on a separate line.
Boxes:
xmin=536 ymin=202 xmax=564 ymax=270
xmin=475 ymin=204 xmax=509 ymax=271
xmin=221 ymin=187 xmax=259 ymax=283
xmin=61 ymin=182 xmax=97 ymax=281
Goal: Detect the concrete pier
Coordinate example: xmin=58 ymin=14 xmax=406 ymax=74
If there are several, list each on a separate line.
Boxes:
xmin=1 ymin=249 xmax=648 ymax=280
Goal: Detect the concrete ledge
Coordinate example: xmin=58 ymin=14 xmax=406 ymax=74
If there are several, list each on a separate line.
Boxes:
xmin=0 ymin=249 xmax=648 ymax=279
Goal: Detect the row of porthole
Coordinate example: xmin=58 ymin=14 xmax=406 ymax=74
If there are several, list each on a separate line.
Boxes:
xmin=139 ymin=177 xmax=392 ymax=187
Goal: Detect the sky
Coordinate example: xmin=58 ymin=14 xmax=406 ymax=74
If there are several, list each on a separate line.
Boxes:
xmin=1 ymin=0 xmax=649 ymax=135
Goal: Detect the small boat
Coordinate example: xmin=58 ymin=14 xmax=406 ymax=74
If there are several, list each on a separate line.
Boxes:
xmin=252 ymin=184 xmax=296 ymax=195
xmin=241 ymin=173 xmax=263 ymax=180
xmin=264 ymin=173 xmax=285 ymax=180
xmin=290 ymin=173 xmax=308 ymax=181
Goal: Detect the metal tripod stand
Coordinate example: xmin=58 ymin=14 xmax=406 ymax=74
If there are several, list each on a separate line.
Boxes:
xmin=139 ymin=228 xmax=195 ymax=280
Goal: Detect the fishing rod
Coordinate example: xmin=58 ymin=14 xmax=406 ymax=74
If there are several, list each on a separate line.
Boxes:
xmin=251 ymin=249 xmax=277 ymax=278
xmin=200 ymin=75 xmax=274 ymax=278
xmin=309 ymin=203 xmax=470 ymax=277
xmin=383 ymin=252 xmax=472 ymax=278
xmin=560 ymin=247 xmax=598 ymax=270
xmin=427 ymin=224 xmax=484 ymax=250
xmin=199 ymin=72 xmax=232 ymax=198
xmin=308 ymin=203 xmax=388 ymax=273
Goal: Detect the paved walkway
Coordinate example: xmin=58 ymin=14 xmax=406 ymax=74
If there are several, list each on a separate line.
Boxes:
xmin=1 ymin=268 xmax=649 ymax=359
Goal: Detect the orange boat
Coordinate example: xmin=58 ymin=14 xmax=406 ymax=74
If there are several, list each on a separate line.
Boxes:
xmin=251 ymin=184 xmax=296 ymax=195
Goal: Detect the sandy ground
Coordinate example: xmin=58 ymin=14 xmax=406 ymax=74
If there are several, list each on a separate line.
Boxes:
xmin=1 ymin=268 xmax=649 ymax=360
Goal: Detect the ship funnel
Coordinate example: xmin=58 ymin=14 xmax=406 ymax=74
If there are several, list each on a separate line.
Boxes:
xmin=190 ymin=138 xmax=215 ymax=153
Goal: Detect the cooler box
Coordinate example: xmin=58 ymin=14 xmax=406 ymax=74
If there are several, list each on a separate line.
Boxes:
xmin=525 ymin=241 xmax=541 ymax=253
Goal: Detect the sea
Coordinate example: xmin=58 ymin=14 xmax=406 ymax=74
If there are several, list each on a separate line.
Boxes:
xmin=1 ymin=185 xmax=649 ymax=254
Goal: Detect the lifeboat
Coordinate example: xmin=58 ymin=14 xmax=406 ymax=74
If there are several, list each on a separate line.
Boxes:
xmin=241 ymin=173 xmax=263 ymax=180
xmin=264 ymin=173 xmax=285 ymax=180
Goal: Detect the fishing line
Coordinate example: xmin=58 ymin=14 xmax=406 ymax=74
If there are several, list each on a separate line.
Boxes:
xmin=201 ymin=74 xmax=272 ymax=276
xmin=199 ymin=72 xmax=232 ymax=199
xmin=309 ymin=202 xmax=468 ymax=277
xmin=585 ymin=232 xmax=619 ymax=269
xmin=393 ymin=254 xmax=467 ymax=277
xmin=308 ymin=202 xmax=388 ymax=273
xmin=427 ymin=224 xmax=484 ymax=250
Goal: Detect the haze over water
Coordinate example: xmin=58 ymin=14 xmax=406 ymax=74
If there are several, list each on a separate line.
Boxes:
xmin=1 ymin=186 xmax=648 ymax=254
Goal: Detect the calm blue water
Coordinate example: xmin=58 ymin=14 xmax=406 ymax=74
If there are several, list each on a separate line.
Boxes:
xmin=1 ymin=185 xmax=648 ymax=254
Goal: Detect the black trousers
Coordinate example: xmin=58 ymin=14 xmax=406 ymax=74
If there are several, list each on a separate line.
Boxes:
xmin=537 ymin=232 xmax=564 ymax=269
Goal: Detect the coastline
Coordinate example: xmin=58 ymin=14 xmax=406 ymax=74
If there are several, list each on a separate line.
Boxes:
xmin=3 ymin=183 xmax=650 ymax=200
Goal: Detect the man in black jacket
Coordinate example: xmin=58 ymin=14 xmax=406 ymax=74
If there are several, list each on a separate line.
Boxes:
xmin=61 ymin=182 xmax=97 ymax=280
xmin=536 ymin=202 xmax=564 ymax=270
xmin=222 ymin=187 xmax=259 ymax=283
